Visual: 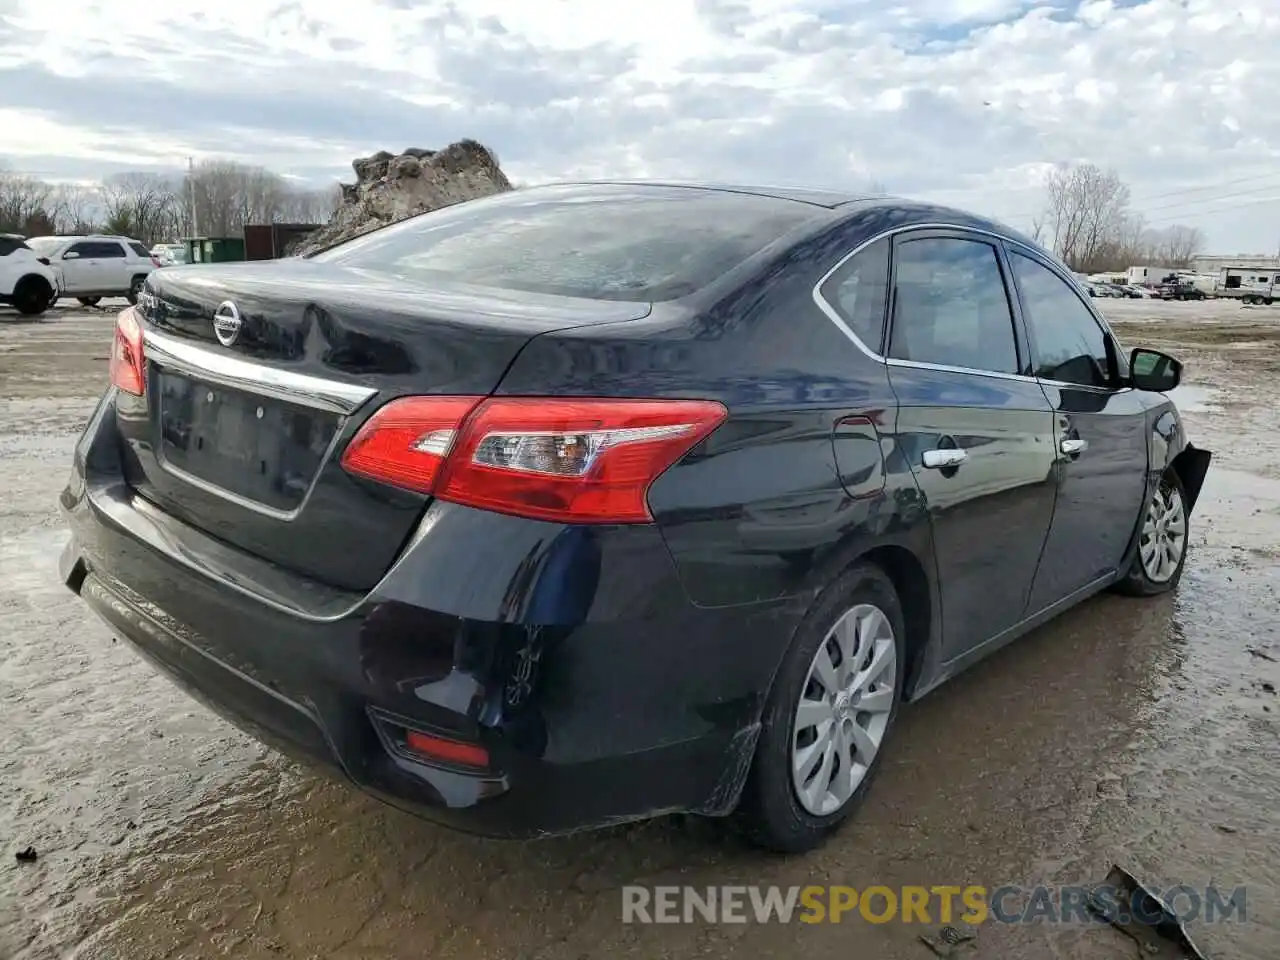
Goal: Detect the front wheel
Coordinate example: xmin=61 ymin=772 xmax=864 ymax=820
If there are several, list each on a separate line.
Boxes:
xmin=127 ymin=275 xmax=147 ymax=306
xmin=1115 ymin=471 xmax=1189 ymax=596
xmin=735 ymin=562 xmax=906 ymax=853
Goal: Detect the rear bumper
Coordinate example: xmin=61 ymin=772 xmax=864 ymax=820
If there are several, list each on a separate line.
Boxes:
xmin=60 ymin=395 xmax=794 ymax=837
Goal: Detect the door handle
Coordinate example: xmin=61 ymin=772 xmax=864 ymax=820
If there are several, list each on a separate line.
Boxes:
xmin=922 ymin=448 xmax=968 ymax=469
xmin=1060 ymin=438 xmax=1088 ymax=456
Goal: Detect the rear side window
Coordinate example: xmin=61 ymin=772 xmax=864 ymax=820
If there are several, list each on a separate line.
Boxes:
xmin=888 ymin=237 xmax=1019 ymax=374
xmin=819 ymin=238 xmax=890 ymax=352
xmin=129 ymin=242 xmax=150 ymax=258
xmin=1010 ymin=252 xmax=1115 ymax=389
xmin=314 ymin=186 xmax=821 ymax=302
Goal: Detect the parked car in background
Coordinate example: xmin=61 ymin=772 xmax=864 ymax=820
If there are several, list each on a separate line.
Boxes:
xmin=61 ymin=183 xmax=1212 ymax=853
xmin=150 ymin=243 xmax=189 ymax=267
xmin=1158 ymin=281 xmax=1206 ymax=301
xmin=0 ymin=233 xmax=60 ymax=315
xmin=26 ymin=235 xmax=159 ymax=306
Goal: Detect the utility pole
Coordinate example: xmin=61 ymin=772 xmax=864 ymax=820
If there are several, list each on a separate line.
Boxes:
xmin=188 ymin=156 xmax=198 ymax=240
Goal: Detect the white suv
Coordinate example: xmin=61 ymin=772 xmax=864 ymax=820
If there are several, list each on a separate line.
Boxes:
xmin=0 ymin=234 xmax=60 ymax=316
xmin=25 ymin=235 xmax=159 ymax=307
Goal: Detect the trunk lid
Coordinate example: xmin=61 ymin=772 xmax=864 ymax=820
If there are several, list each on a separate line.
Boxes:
xmin=119 ymin=260 xmax=650 ymax=590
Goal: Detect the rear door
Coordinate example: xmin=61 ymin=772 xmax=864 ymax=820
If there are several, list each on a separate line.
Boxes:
xmin=1006 ymin=247 xmax=1149 ymax=611
xmin=884 ymin=230 xmax=1058 ymax=660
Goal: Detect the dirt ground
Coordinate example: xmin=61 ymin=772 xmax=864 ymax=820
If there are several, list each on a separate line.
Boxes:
xmin=2 ymin=297 xmax=1277 ymax=960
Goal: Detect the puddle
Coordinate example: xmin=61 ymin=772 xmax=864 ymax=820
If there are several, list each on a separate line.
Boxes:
xmin=1166 ymin=383 xmax=1220 ymax=413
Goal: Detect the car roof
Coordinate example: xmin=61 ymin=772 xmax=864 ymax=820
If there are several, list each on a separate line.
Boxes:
xmin=548 ymin=179 xmax=870 ymax=209
xmin=548 ymin=181 xmax=1043 ymax=246
xmin=30 ymin=234 xmax=136 ymax=242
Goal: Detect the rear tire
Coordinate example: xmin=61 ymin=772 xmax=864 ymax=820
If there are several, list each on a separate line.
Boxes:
xmin=735 ymin=562 xmax=906 ymax=853
xmin=1115 ymin=470 xmax=1189 ymax=597
xmin=12 ymin=275 xmax=53 ymax=316
xmin=76 ymin=296 xmax=102 ymax=307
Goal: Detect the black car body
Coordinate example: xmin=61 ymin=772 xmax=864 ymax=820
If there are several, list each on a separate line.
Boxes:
xmin=60 ymin=183 xmax=1211 ymax=850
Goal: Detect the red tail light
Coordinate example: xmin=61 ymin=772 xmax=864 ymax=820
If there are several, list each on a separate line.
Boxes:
xmin=109 ymin=308 xmax=146 ymax=396
xmin=341 ymin=396 xmax=727 ymax=523
xmin=150 ymin=257 xmax=162 ymax=267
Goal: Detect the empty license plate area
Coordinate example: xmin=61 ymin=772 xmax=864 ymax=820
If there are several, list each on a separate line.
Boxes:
xmin=156 ymin=371 xmax=340 ymax=513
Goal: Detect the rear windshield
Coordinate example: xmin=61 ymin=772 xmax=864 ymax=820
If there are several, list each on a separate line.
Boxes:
xmin=312 ymin=185 xmax=823 ymax=301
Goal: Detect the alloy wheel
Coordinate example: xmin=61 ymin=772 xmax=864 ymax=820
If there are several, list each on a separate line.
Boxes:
xmin=791 ymin=603 xmax=897 ymax=816
xmin=1140 ymin=480 xmax=1186 ymax=583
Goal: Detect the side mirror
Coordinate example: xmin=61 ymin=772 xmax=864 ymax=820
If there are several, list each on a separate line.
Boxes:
xmin=1130 ymin=348 xmax=1181 ymax=393
xmin=62 ymin=251 xmax=80 ymax=260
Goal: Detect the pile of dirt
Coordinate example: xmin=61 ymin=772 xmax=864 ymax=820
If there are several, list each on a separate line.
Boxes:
xmin=291 ymin=139 xmax=512 ymax=256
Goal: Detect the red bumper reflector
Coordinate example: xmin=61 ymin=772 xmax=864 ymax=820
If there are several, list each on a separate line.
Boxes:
xmin=404 ymin=730 xmax=490 ymax=769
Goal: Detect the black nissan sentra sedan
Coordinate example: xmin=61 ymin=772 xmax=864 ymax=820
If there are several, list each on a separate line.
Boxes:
xmin=60 ymin=182 xmax=1211 ymax=852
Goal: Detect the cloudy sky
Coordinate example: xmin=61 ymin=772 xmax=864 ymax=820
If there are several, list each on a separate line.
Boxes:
xmin=2 ymin=0 xmax=1278 ymax=252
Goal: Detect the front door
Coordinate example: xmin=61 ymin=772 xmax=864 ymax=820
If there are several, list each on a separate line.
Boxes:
xmin=1006 ymin=248 xmax=1149 ymax=611
xmin=884 ymin=232 xmax=1058 ymax=659
xmin=60 ymin=241 xmax=98 ymax=293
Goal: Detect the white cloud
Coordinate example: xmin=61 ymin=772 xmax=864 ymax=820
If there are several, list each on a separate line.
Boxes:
xmin=1 ymin=0 xmax=1279 ymax=251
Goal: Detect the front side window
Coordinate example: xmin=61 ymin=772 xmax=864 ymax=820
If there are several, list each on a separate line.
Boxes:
xmin=819 ymin=238 xmax=890 ymax=352
xmin=887 ymin=237 xmax=1019 ymax=374
xmin=1011 ymin=251 xmax=1115 ymax=389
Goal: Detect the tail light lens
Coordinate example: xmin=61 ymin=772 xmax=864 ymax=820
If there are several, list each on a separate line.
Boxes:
xmin=342 ymin=396 xmax=727 ymax=524
xmin=150 ymin=257 xmax=162 ymax=267
xmin=109 ymin=308 xmax=146 ymax=396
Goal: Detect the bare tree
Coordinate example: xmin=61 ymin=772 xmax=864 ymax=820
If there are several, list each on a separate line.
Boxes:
xmin=1142 ymin=225 xmax=1205 ymax=268
xmin=184 ymin=160 xmax=334 ymax=236
xmin=1042 ymin=163 xmax=1132 ymax=273
xmin=1029 ymin=214 xmax=1047 ymax=246
xmin=100 ymin=173 xmax=182 ymax=246
xmin=0 ymin=171 xmax=55 ymax=235
xmin=51 ymin=183 xmax=103 ymax=234
xmin=1037 ymin=164 xmax=1210 ymax=273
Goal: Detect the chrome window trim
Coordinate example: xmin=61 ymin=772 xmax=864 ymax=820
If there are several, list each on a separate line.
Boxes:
xmin=144 ymin=328 xmax=377 ymax=415
xmin=811 ymin=221 xmax=1129 ymax=389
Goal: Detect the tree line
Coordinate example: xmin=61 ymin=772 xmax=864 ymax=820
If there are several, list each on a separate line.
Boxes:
xmin=1031 ymin=163 xmax=1207 ymax=274
xmin=0 ymin=161 xmax=340 ymax=247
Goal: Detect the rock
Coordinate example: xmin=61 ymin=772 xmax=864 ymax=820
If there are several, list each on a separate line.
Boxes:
xmin=15 ymin=846 xmax=37 ymax=862
xmin=352 ymin=150 xmax=394 ymax=182
xmin=387 ymin=155 xmax=423 ymax=179
xmin=291 ymin=139 xmax=512 ymax=257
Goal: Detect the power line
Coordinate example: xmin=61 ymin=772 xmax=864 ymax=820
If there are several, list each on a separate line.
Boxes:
xmin=1138 ymin=182 xmax=1280 ymax=215
xmin=998 ymin=170 xmax=1280 ymax=223
xmin=1143 ymin=194 xmax=1280 ymax=226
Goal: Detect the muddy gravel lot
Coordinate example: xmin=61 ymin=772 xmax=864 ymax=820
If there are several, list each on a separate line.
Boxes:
xmin=2 ymin=297 xmax=1278 ymax=959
